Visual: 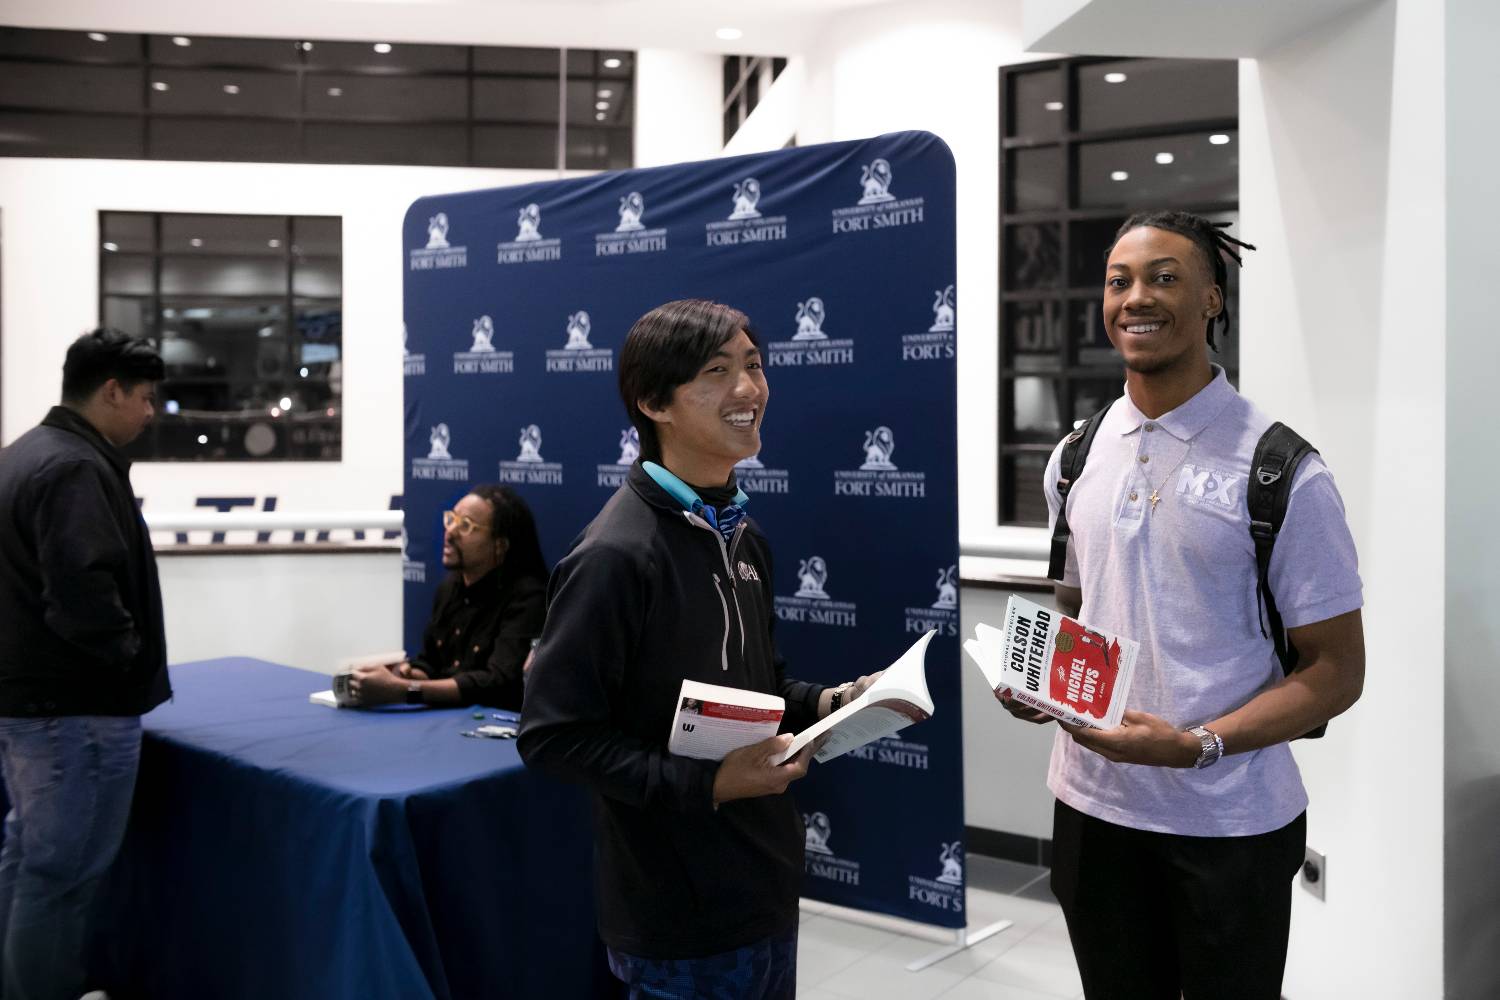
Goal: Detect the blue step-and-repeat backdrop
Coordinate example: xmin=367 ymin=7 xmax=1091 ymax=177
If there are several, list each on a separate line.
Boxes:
xmin=402 ymin=130 xmax=966 ymax=929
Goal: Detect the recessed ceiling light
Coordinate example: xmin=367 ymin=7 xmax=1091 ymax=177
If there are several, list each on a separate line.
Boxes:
xmin=190 ymin=238 xmax=204 ymax=247
xmin=595 ymin=112 xmax=606 ymax=121
xmin=1044 ymin=101 xmax=1064 ymax=111
xmin=299 ymin=41 xmax=314 ymax=51
xmin=87 ymin=32 xmax=108 ymax=43
xmin=102 ymin=241 xmax=119 ymax=252
xmin=270 ymin=407 xmax=281 ymax=418
xmin=373 ymin=43 xmax=392 ymax=54
xmin=1155 ymin=152 xmax=1174 ymax=165
xmin=326 ymin=87 xmax=343 ymax=97
xmin=152 ymin=81 xmax=169 ymax=92
xmin=595 ymin=100 xmax=609 ymax=110
xmin=299 ymin=367 xmax=309 ymax=378
xmin=1104 ymin=72 xmax=1127 ymax=84
xmin=172 ymin=36 xmax=192 ymax=47
xmin=716 ymin=27 xmax=743 ymax=41
xmin=279 ymin=397 xmax=293 ymax=410
xmin=223 ymin=84 xmax=240 ymax=95
xmin=268 ymin=238 xmax=281 ymax=248
xmin=1209 ymin=133 xmax=1231 ymax=145
xmin=1110 ymin=170 xmax=1129 ymax=181
xmin=197 ymin=434 xmax=208 ymax=445
xmin=603 ymin=57 xmax=622 ymax=69
xmin=597 ymin=88 xmax=613 ymax=99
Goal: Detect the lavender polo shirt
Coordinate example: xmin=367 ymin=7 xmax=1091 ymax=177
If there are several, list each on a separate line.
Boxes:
xmin=1042 ymin=367 xmax=1362 ymax=837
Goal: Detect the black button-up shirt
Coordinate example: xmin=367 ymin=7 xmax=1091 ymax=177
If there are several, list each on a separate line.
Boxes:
xmin=412 ymin=568 xmax=545 ymax=710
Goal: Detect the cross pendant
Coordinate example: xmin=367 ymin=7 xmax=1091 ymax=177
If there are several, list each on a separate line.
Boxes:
xmin=1149 ymin=490 xmax=1161 ymax=512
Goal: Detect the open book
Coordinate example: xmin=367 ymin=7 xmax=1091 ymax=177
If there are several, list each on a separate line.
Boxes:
xmin=773 ymin=628 xmax=936 ymax=765
xmin=667 ymin=681 xmax=786 ymax=761
xmin=964 ymin=596 xmax=1137 ymax=729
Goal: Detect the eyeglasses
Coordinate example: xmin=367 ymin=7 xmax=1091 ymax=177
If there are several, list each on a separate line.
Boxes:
xmin=442 ymin=510 xmax=488 ymax=536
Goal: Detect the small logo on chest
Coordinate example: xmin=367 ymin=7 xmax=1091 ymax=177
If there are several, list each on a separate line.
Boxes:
xmin=736 ymin=560 xmax=761 ymax=583
xmin=1175 ymin=465 xmax=1240 ymax=508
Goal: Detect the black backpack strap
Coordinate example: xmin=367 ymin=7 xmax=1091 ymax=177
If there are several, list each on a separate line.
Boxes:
xmin=1047 ymin=404 xmax=1112 ymax=583
xmin=1248 ymin=422 xmax=1323 ymax=738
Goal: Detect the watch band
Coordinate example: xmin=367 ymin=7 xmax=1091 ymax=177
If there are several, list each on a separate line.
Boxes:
xmin=829 ymin=683 xmax=851 ymax=713
xmin=405 ymin=681 xmax=424 ymax=705
xmin=1188 ymin=726 xmax=1224 ymax=769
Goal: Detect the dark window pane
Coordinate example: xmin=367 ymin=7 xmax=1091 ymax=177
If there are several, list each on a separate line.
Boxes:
xmin=1070 ymin=298 xmax=1115 ymax=367
xmin=568 ymin=79 xmax=631 ymax=126
xmin=1004 ymin=223 xmax=1062 ymax=290
xmin=293 ymin=258 xmax=341 ymax=297
xmin=0 ymin=63 xmax=143 ymax=113
xmin=159 ymin=300 xmax=286 ymax=378
xmin=1007 ymin=146 xmax=1063 ymax=213
xmin=304 ymin=74 xmax=467 ymax=121
xmin=473 ymin=46 xmax=559 ymax=75
xmin=293 ymin=217 xmax=341 ymax=256
xmin=1004 ymin=301 xmax=1065 ymax=372
xmin=101 ymin=214 xmax=154 ymax=253
xmin=594 ymin=52 xmax=633 ymax=80
xmin=303 ymin=41 xmax=466 ymax=74
xmin=1010 ymin=376 xmax=1065 ymax=444
xmin=473 ymin=77 xmax=559 ymax=122
xmin=566 ymin=126 xmax=631 ymax=171
xmin=1002 ymin=452 xmax=1051 ymax=526
xmin=101 ymin=255 xmax=154 ymax=294
xmin=161 ymin=256 xmax=287 ymax=296
xmin=473 ymin=124 xmax=557 ymax=168
xmin=1068 ymin=217 xmax=1125 ymax=288
xmin=161 ymin=214 xmax=287 ymax=255
xmin=102 ymin=295 xmax=153 ymax=337
xmin=1071 ymin=379 xmax=1120 ymax=425
xmin=1078 ymin=131 xmax=1237 ymax=210
xmin=1008 ymin=68 xmax=1065 ymax=138
xmin=0 ymin=111 xmax=143 ymax=158
xmin=149 ymin=117 xmax=301 ymax=161
xmin=148 ymin=35 xmax=303 ymax=69
xmin=303 ymin=122 xmax=467 ymax=165
xmin=148 ymin=68 xmax=300 ymax=117
xmin=1076 ymin=58 xmax=1235 ymax=133
xmin=0 ymin=28 xmax=140 ymax=62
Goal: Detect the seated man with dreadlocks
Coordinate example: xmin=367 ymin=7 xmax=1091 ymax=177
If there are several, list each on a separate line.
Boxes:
xmin=998 ymin=211 xmax=1366 ymax=1000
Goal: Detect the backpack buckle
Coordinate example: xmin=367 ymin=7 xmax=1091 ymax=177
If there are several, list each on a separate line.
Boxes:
xmin=1256 ymin=466 xmax=1282 ymax=486
xmin=1249 ymin=519 xmax=1276 ymax=541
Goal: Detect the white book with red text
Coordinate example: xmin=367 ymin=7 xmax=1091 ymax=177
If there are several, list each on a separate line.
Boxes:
xmin=667 ymin=680 xmax=786 ymax=761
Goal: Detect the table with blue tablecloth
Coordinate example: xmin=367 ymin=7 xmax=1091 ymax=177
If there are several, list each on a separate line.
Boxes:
xmin=88 ymin=657 xmax=611 ymax=1000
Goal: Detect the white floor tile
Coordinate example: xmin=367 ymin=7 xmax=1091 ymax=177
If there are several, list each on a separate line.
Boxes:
xmin=971 ymin=936 xmax=1084 ymax=998
xmin=796 ymin=936 xmax=870 ymax=989
xmin=934 ymin=977 xmax=1072 ymax=1000
xmin=798 ymin=913 xmax=901 ymax=954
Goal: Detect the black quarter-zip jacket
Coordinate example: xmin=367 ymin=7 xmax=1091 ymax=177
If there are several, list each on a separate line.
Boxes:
xmin=519 ymin=462 xmax=824 ymax=959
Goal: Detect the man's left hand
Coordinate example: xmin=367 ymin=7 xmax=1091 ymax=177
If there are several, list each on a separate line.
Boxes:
xmin=1060 ymin=710 xmax=1200 ymax=768
xmin=349 ymin=664 xmax=406 ymax=706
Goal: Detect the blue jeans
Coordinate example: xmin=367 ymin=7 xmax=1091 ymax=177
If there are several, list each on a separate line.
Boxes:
xmin=0 ymin=716 xmax=142 ymax=1000
xmin=607 ymin=927 xmax=798 ymax=1000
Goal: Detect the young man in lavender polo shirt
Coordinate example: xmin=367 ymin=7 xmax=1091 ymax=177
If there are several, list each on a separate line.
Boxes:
xmin=1001 ymin=211 xmax=1366 ymax=999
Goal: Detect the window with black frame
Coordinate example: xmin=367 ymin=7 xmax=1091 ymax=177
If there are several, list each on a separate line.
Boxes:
xmin=100 ymin=211 xmax=342 ymax=461
xmin=722 ymin=55 xmax=787 ymax=146
xmin=997 ymin=56 xmax=1239 ymax=526
xmin=0 ymin=28 xmax=633 ymax=170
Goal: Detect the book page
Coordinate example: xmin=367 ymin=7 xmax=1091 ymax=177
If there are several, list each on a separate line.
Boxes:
xmin=666 ymin=680 xmax=784 ymax=762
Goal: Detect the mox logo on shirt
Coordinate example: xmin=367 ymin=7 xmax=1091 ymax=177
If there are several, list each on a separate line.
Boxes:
xmin=1175 ymin=465 xmax=1241 ymax=508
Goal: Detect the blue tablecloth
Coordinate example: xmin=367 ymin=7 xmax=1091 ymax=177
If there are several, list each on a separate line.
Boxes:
xmin=89 ymin=657 xmax=609 ymax=1000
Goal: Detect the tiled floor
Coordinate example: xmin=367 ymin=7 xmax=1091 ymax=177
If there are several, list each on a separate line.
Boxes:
xmin=796 ymin=857 xmax=1083 ymax=1000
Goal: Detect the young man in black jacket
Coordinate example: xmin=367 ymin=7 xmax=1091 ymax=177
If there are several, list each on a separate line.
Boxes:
xmin=0 ymin=329 xmax=168 ymax=1000
xmin=520 ymin=299 xmax=876 ymax=999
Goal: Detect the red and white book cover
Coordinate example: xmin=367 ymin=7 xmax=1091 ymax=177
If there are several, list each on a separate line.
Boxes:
xmin=966 ymin=596 xmax=1138 ymax=729
xmin=667 ymin=680 xmax=785 ymax=761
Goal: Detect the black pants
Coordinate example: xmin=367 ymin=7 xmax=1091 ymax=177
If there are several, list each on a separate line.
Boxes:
xmin=1050 ymin=799 xmax=1306 ymax=1000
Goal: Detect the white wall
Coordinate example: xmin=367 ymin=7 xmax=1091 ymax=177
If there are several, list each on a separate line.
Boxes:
xmin=633 ymin=49 xmax=724 ymax=168
xmin=0 ymin=157 xmax=568 ymax=514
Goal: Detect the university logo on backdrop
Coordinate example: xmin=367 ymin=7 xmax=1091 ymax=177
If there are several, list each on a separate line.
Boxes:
xmin=832 ymin=158 xmax=925 ymax=235
xmin=499 ymin=424 xmax=564 ymax=486
xmin=412 ymin=423 xmax=469 ymax=481
xmin=498 ymin=202 xmax=562 ymax=264
xmin=706 ymin=177 xmax=788 ymax=247
xmin=908 ymin=841 xmax=965 ymax=913
xmin=803 ymin=811 xmax=862 ymax=887
xmin=774 ymin=555 xmax=857 ymax=628
xmin=402 ymin=325 xmax=425 ymax=377
xmin=410 ymin=211 xmax=467 ymax=269
xmin=767 ymin=296 xmax=855 ymax=367
xmin=902 ymin=284 xmax=957 ymax=362
xmin=596 ymin=191 xmax=668 ymax=256
xmin=453 ymin=316 xmax=514 ymax=375
xmin=834 ymin=426 xmax=927 ymax=498
xmin=400 ymin=527 xmax=426 ymax=583
xmin=546 ymin=311 xmax=614 ymax=373
xmin=734 ymin=450 xmax=789 ymax=495
xmin=596 ymin=428 xmax=639 ymax=488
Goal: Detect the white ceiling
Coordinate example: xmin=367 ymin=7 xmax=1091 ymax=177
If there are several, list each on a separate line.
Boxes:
xmin=1 ymin=0 xmax=891 ymax=55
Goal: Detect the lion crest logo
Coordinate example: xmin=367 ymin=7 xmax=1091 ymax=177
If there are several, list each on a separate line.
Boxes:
xmin=515 ymin=203 xmax=542 ymax=242
xmin=860 ymin=427 xmax=897 ymax=471
xmin=616 ymin=192 xmax=646 ymax=233
xmin=933 ymin=565 xmax=958 ymax=610
xmin=427 ymin=423 xmax=452 ymax=460
xmin=936 ymin=841 xmax=964 ymax=886
xmin=616 ymin=428 xmax=640 ymax=466
xmin=930 ymin=285 xmax=956 ymax=333
xmin=795 ymin=556 xmax=830 ymax=600
xmin=858 ymin=158 xmax=895 ymax=205
xmin=736 ymin=452 xmax=764 ymax=470
xmin=425 ymin=212 xmax=450 ymax=249
xmin=804 ymin=812 xmax=833 ymax=855
xmin=565 ymin=311 xmax=593 ymax=350
xmin=793 ymin=298 xmax=828 ymax=342
xmin=516 ymin=424 xmax=544 ymax=463
xmin=469 ymin=315 xmax=496 ymax=353
xmin=730 ymin=178 xmax=762 ymax=221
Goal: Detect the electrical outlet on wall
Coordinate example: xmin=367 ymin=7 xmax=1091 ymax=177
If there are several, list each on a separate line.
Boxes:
xmin=1300 ymin=847 xmax=1326 ymax=900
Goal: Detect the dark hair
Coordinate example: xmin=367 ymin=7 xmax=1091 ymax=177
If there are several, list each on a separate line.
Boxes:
xmin=61 ymin=328 xmax=165 ymax=404
xmin=468 ymin=484 xmax=548 ymax=584
xmin=1106 ymin=211 xmax=1256 ymax=351
xmin=617 ymin=299 xmax=755 ymax=462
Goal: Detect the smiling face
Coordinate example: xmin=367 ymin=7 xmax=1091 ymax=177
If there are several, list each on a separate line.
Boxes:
xmin=640 ymin=329 xmax=768 ymax=486
xmin=1103 ymin=227 xmax=1222 ymax=378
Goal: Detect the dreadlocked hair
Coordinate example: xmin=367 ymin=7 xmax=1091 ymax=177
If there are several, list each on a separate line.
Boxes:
xmin=1106 ymin=211 xmax=1256 ymax=352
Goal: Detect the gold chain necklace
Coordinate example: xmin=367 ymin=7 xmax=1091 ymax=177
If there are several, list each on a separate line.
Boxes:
xmin=1140 ymin=441 xmax=1189 ymax=514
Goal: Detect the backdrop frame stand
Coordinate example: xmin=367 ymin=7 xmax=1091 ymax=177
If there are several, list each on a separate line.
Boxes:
xmin=802 ymin=899 xmax=1014 ymax=972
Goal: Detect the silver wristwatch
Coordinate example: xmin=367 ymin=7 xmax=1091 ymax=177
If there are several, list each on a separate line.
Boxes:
xmin=1188 ymin=726 xmax=1224 ymax=769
